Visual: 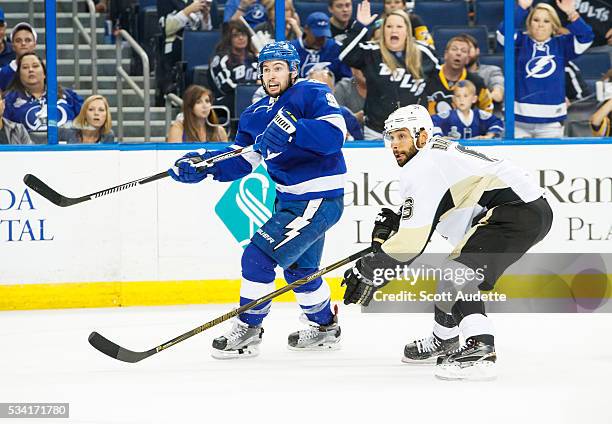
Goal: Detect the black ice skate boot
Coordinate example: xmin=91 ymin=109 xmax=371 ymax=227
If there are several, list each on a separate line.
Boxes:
xmin=211 ymin=318 xmax=264 ymax=359
xmin=435 ymin=337 xmax=496 ymax=381
xmin=402 ymin=334 xmax=460 ymax=364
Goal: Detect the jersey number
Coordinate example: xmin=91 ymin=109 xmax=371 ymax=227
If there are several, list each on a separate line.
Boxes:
xmin=455 ymin=144 xmax=496 ymax=162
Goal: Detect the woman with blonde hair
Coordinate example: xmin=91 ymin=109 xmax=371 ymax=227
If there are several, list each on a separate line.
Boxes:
xmin=59 ymin=94 xmax=114 ymax=144
xmin=167 ymin=85 xmax=228 ymax=142
xmin=339 ymin=0 xmax=439 ymax=139
xmin=498 ymin=0 xmax=594 ymax=138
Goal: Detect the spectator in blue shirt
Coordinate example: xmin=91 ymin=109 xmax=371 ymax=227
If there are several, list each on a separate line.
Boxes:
xmin=0 ymin=22 xmax=37 ymax=90
xmin=432 ymin=80 xmax=503 ymax=139
xmin=224 ymin=0 xmax=268 ymax=28
xmin=0 ymin=9 xmax=16 ymax=67
xmin=4 ymin=53 xmax=83 ymax=134
xmin=290 ymin=12 xmax=352 ymax=82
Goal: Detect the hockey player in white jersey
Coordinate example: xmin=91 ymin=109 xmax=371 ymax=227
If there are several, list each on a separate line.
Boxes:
xmin=341 ymin=105 xmax=553 ymax=380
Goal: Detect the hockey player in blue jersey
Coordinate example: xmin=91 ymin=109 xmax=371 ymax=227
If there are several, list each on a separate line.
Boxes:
xmin=497 ymin=0 xmax=593 ymax=138
xmin=432 ymin=80 xmax=503 ymax=139
xmin=168 ymin=41 xmax=348 ymax=359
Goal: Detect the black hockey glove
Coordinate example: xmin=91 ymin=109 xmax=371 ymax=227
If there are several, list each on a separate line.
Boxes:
xmin=372 ymin=208 xmax=400 ymax=252
xmin=341 ymin=258 xmax=388 ymax=307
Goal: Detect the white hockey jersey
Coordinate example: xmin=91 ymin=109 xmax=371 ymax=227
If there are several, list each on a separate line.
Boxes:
xmin=381 ymin=137 xmax=544 ymax=262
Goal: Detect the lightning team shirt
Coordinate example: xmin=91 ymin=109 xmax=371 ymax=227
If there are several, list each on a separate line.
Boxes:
xmin=206 ymin=80 xmax=348 ymax=201
xmin=290 ymin=37 xmax=352 ymax=82
xmin=425 ymin=66 xmax=493 ymax=115
xmin=4 ymin=89 xmax=84 ymax=132
xmin=380 ymin=137 xmax=544 ymax=264
xmin=432 ymin=109 xmax=504 ymax=138
xmin=497 ymin=6 xmax=594 ymax=124
xmin=223 ymin=0 xmax=267 ymax=27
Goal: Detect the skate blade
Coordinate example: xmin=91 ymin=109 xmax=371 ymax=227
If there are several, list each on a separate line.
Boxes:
xmin=287 ymin=339 xmax=342 ymax=352
xmin=435 ymin=361 xmax=497 ymax=381
xmin=211 ymin=345 xmax=260 ymax=360
xmin=401 ymin=355 xmax=438 ymax=365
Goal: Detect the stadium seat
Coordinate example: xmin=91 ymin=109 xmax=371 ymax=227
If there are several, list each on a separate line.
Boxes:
xmin=566 ymin=99 xmax=599 ymax=122
xmin=138 ymin=6 xmax=159 ymax=44
xmin=414 ymin=1 xmax=469 ymax=27
xmin=370 ymin=2 xmax=384 ymax=17
xmin=234 ymin=84 xmax=261 ymax=118
xmin=294 ymin=2 xmax=330 ymax=24
xmin=182 ymin=30 xmax=222 ymax=73
xmin=432 ymin=25 xmax=489 ymax=53
xmin=139 ymin=0 xmax=155 ymax=7
xmin=479 ymin=54 xmax=504 ymax=70
xmin=474 ymin=1 xmax=504 ymax=32
xmin=572 ymin=53 xmax=611 ymax=81
xmin=565 ymin=120 xmax=593 ymax=137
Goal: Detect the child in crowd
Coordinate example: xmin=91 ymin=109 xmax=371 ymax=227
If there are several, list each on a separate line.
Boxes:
xmin=432 ymin=80 xmax=503 ymax=139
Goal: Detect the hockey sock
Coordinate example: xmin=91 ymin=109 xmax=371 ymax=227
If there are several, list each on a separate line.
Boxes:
xmin=452 ymin=300 xmax=494 ymax=345
xmin=458 ymin=314 xmax=495 ymax=346
xmin=433 ymin=305 xmax=459 ymax=340
xmin=239 ymin=244 xmax=277 ymax=326
xmin=286 ymin=268 xmax=333 ymax=325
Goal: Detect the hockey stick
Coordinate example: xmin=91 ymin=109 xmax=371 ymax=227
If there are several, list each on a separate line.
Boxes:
xmin=23 ymin=144 xmax=258 ymax=207
xmin=88 ymin=246 xmax=373 ymax=363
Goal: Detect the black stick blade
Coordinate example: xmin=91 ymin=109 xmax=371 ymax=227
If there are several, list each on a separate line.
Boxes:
xmin=23 ymin=174 xmax=85 ymax=207
xmin=88 ymin=331 xmax=155 ymax=363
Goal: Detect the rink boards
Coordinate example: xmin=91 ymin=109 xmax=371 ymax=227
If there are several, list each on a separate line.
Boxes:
xmin=1 ymin=142 xmax=610 ymax=310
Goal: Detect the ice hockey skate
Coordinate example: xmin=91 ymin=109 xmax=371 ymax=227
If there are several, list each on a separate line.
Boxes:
xmin=402 ymin=334 xmax=460 ymax=364
xmin=435 ymin=337 xmax=497 ymax=381
xmin=287 ymin=312 xmax=341 ymax=351
xmin=211 ymin=318 xmax=264 ymax=359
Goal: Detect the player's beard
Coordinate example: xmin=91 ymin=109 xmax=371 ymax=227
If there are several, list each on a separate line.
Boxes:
xmin=263 ymin=75 xmax=294 ymax=98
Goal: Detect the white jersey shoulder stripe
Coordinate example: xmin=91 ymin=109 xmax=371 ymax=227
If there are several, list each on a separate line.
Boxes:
xmin=275 ymin=173 xmax=346 ymax=195
xmin=316 ymin=113 xmax=348 ymax=139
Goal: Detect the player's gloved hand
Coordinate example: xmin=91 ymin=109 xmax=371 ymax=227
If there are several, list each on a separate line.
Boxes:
xmin=341 ymin=258 xmax=387 ymax=307
xmin=259 ymin=108 xmax=297 ymax=154
xmin=372 ymin=208 xmax=400 ymax=252
xmin=168 ymin=149 xmax=216 ymax=184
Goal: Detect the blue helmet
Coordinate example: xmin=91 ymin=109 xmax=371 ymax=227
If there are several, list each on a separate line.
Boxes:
xmin=257 ymin=41 xmax=301 ymax=77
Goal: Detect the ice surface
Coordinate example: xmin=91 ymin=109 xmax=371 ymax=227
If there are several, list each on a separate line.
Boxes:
xmin=1 ymin=304 xmax=611 ymax=423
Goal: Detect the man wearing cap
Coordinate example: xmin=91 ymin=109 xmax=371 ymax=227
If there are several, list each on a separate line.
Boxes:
xmin=0 ymin=9 xmax=16 ymax=67
xmin=0 ymin=22 xmax=37 ymax=90
xmin=290 ymin=11 xmax=351 ymax=82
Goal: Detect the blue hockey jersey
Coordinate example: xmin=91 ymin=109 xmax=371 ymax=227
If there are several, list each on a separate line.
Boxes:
xmin=208 ymin=80 xmax=347 ymax=201
xmin=290 ymin=38 xmax=352 ymax=82
xmin=497 ymin=6 xmax=594 ymax=124
xmin=0 ymin=60 xmax=16 ymax=91
xmin=4 ymin=89 xmax=84 ymax=132
xmin=432 ymin=108 xmax=504 ymax=139
xmin=223 ymin=0 xmax=267 ymax=27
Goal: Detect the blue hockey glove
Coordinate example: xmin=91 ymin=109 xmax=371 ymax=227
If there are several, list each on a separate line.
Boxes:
xmin=259 ymin=108 xmax=297 ymax=154
xmin=168 ymin=150 xmax=216 ymax=184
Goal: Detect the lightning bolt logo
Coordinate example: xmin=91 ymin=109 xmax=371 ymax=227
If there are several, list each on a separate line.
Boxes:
xmin=273 ymin=216 xmax=310 ymax=250
xmin=526 ymin=55 xmax=556 ymax=79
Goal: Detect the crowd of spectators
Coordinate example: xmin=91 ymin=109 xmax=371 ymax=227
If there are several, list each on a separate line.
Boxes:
xmin=0 ymin=12 xmax=117 ymax=145
xmin=1 ymin=0 xmax=610 ymax=144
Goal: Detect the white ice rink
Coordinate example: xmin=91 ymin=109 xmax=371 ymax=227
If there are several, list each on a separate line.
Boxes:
xmin=2 ymin=303 xmax=611 ymax=424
